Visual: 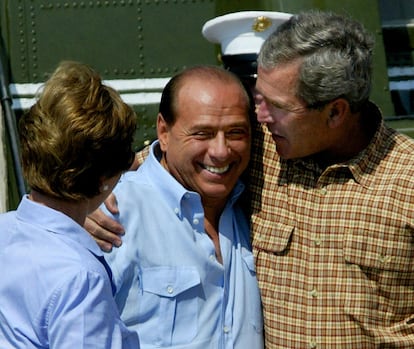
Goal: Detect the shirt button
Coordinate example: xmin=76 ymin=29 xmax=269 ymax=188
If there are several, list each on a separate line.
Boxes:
xmin=320 ymin=188 xmax=327 ymax=195
xmin=379 ymin=254 xmax=392 ymax=264
xmin=193 ymin=218 xmax=199 ymax=225
xmin=309 ymin=289 xmax=318 ymax=298
xmin=167 ymin=286 xmax=174 ymax=294
xmin=209 ymin=254 xmax=215 ymax=262
xmin=314 ymin=238 xmax=322 ymax=246
xmin=174 ymin=208 xmax=179 ymax=214
xmin=223 ymin=326 xmax=230 ymax=333
xmin=308 ymin=340 xmax=318 ymax=348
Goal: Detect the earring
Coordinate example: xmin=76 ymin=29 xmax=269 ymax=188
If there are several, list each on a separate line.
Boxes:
xmin=101 ymin=184 xmax=109 ymax=192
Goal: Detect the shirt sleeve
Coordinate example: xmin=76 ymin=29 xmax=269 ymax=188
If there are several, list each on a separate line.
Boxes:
xmin=46 ymin=270 xmax=139 ymax=349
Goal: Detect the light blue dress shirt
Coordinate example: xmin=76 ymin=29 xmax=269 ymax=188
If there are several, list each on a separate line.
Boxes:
xmin=104 ymin=141 xmax=263 ymax=349
xmin=0 ymin=196 xmax=139 ymax=349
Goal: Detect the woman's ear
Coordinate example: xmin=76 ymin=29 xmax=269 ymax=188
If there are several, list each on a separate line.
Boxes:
xmin=157 ymin=113 xmax=169 ymax=152
xmin=98 ymin=176 xmax=109 ymax=193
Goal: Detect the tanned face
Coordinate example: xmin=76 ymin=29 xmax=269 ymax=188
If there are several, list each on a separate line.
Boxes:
xmin=158 ymin=76 xmax=251 ymax=207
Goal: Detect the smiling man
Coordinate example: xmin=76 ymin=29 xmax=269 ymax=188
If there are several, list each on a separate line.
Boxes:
xmin=100 ymin=65 xmax=263 ymax=349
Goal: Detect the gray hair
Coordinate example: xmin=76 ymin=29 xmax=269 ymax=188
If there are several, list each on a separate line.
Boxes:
xmin=258 ymin=10 xmax=374 ymax=112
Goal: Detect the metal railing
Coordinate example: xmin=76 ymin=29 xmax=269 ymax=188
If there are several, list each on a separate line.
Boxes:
xmin=0 ymin=47 xmax=26 ymax=199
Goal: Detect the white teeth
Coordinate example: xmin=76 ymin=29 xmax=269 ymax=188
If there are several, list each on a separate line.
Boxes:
xmin=204 ymin=164 xmax=229 ymax=174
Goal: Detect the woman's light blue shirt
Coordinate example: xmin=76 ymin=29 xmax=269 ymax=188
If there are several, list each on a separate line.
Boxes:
xmin=104 ymin=141 xmax=263 ymax=349
xmin=0 ymin=196 xmax=139 ymax=349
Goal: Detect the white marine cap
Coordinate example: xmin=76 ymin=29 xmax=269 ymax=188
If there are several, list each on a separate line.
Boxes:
xmin=202 ymin=11 xmax=292 ymax=56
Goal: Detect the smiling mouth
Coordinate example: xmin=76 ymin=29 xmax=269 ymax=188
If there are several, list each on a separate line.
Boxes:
xmin=203 ymin=164 xmax=230 ymax=174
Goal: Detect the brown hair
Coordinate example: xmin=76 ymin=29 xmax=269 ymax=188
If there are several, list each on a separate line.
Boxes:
xmin=19 ymin=61 xmax=137 ymax=200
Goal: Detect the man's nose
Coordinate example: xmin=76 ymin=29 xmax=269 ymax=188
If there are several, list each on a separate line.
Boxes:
xmin=255 ymin=99 xmax=274 ymax=124
xmin=209 ymin=134 xmax=231 ymax=160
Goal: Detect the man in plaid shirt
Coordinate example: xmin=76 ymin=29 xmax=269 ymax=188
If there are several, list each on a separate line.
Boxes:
xmin=250 ymin=10 xmax=414 ymax=348
xmin=87 ymin=10 xmax=414 ymax=348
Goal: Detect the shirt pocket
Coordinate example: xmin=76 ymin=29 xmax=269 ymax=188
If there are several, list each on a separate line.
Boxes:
xmin=241 ymin=250 xmax=264 ymax=333
xmin=343 ymin=226 xmax=414 ymax=325
xmin=252 ymin=220 xmax=294 ymax=254
xmin=138 ymin=266 xmax=201 ymax=347
xmin=251 ymin=219 xmax=295 ymax=307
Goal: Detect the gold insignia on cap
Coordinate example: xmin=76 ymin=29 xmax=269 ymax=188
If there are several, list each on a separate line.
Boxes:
xmin=252 ymin=16 xmax=272 ymax=32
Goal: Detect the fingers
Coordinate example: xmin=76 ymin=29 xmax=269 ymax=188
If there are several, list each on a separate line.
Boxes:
xmin=104 ymin=193 xmax=119 ymax=215
xmin=85 ymin=209 xmax=125 ymax=252
xmin=92 ymin=235 xmax=116 ymax=253
xmin=129 ymin=153 xmax=141 ymax=171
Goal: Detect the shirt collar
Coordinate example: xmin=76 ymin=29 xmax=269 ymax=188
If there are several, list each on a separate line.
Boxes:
xmin=16 ymin=195 xmax=104 ymax=257
xmin=342 ymin=102 xmax=385 ymax=187
xmin=143 ymin=140 xmax=245 ymax=217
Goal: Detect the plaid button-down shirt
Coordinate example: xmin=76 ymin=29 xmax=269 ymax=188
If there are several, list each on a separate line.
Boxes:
xmin=248 ymin=102 xmax=414 ymax=348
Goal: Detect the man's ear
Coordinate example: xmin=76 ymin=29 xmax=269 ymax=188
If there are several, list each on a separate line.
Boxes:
xmin=327 ymin=98 xmax=349 ymax=129
xmin=157 ymin=113 xmax=168 ymax=152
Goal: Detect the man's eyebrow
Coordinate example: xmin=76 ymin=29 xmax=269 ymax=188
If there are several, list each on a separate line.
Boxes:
xmin=254 ymin=86 xmax=301 ymax=112
xmin=254 ymin=87 xmax=282 ymax=106
xmin=262 ymin=95 xmax=289 ymax=110
xmin=191 ymin=121 xmax=250 ymax=129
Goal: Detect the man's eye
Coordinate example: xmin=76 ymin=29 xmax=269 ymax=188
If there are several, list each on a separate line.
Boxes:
xmin=229 ymin=129 xmax=245 ymax=134
xmin=193 ymin=131 xmax=211 ymax=138
xmin=227 ymin=129 xmax=248 ymax=138
xmin=269 ymin=100 xmax=284 ymax=111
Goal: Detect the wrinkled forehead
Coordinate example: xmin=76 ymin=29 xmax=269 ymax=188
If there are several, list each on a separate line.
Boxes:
xmin=181 ymin=75 xmax=250 ymax=104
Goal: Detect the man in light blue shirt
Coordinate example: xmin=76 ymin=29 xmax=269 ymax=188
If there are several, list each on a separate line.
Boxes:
xmin=102 ymin=65 xmax=263 ymax=348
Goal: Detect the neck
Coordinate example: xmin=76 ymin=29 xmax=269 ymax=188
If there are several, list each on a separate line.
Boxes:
xmin=203 ymin=201 xmax=225 ymax=228
xmin=29 ymin=190 xmax=88 ymax=226
xmin=203 ymin=200 xmax=225 ymax=265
